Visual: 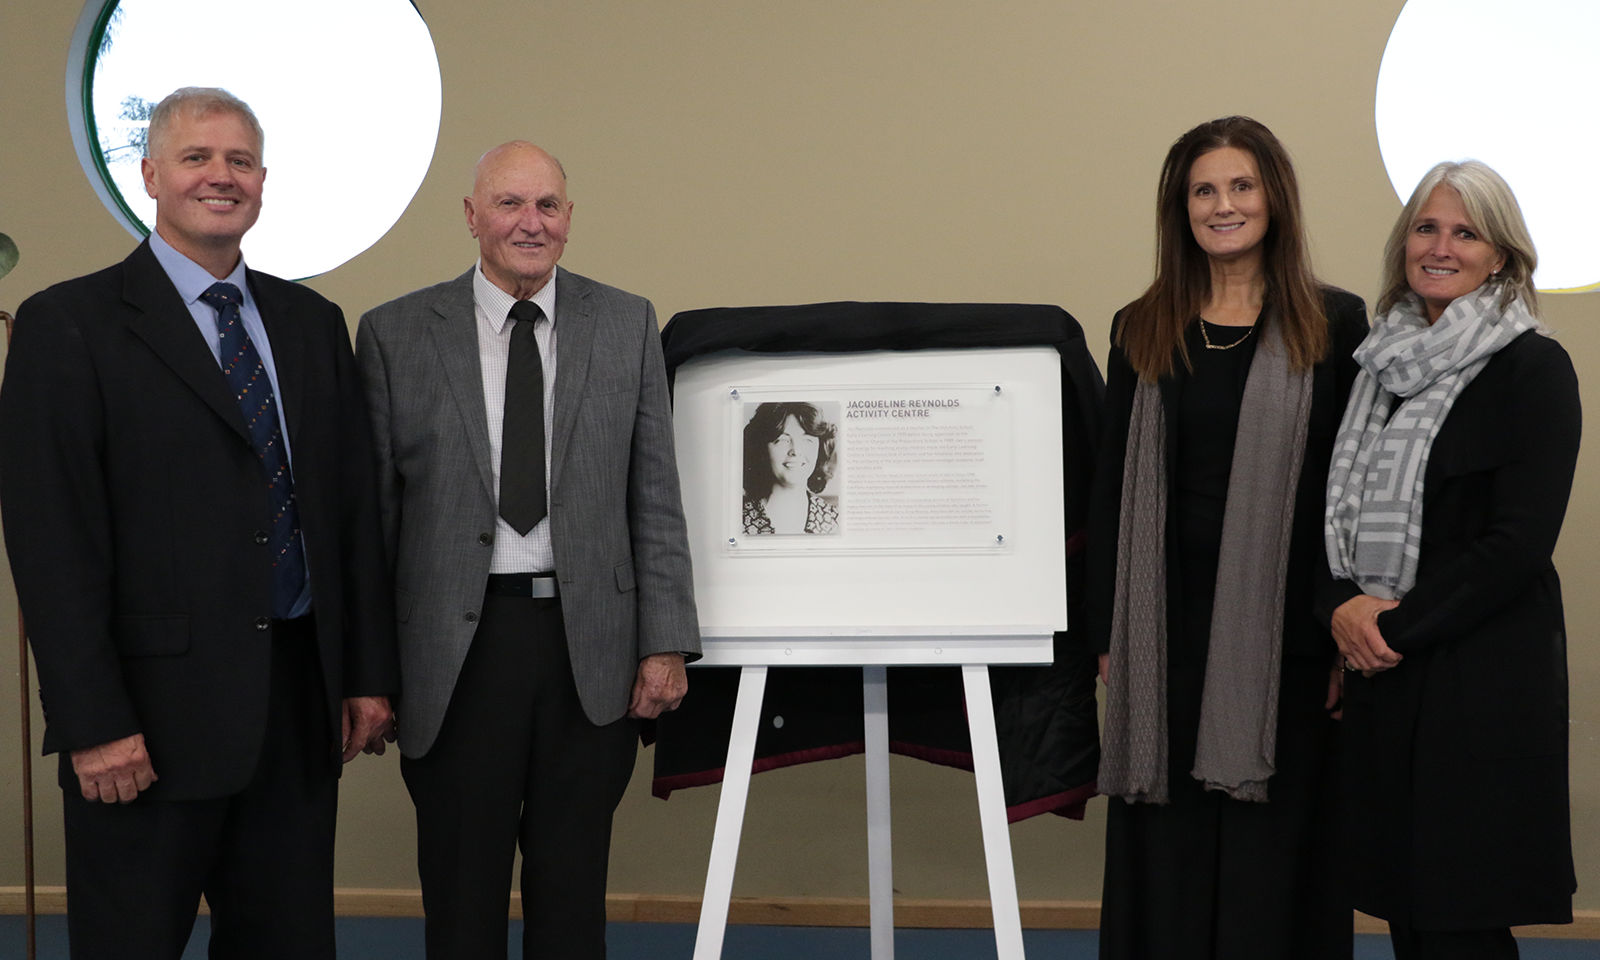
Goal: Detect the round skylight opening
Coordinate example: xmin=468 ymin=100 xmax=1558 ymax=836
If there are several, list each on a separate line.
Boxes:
xmin=68 ymin=0 xmax=442 ymax=279
xmin=1376 ymin=0 xmax=1600 ymax=292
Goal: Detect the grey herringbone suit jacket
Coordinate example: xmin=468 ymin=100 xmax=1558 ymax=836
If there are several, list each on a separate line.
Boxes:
xmin=355 ymin=267 xmax=700 ymax=758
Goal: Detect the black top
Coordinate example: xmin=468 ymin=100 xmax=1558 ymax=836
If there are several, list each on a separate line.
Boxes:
xmin=1173 ymin=320 xmax=1256 ymax=663
xmin=1086 ymin=289 xmax=1372 ymax=663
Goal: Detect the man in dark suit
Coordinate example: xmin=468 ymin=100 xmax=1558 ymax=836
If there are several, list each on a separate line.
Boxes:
xmin=356 ymin=141 xmax=700 ymax=958
xmin=0 ymin=87 xmax=397 ymax=959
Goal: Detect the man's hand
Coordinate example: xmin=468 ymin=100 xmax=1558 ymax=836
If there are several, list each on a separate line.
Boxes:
xmin=71 ymin=733 xmax=157 ymax=803
xmin=1330 ymin=594 xmax=1403 ymax=673
xmin=341 ymin=695 xmax=395 ymax=763
xmin=628 ymin=652 xmax=687 ymax=719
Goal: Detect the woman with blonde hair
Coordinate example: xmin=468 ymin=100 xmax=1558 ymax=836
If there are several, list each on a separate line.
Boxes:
xmin=1088 ymin=116 xmax=1367 ymax=958
xmin=1324 ymin=160 xmax=1579 ymax=959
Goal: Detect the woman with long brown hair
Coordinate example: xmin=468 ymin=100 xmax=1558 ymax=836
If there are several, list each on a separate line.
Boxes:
xmin=1087 ymin=116 xmax=1366 ymax=958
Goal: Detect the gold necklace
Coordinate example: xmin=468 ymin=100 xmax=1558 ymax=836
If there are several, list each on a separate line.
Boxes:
xmin=1198 ymin=317 xmax=1256 ymax=351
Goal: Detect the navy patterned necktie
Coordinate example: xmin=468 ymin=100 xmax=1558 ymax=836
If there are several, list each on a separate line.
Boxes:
xmin=499 ymin=300 xmax=548 ymax=535
xmin=201 ymin=282 xmax=306 ymax=618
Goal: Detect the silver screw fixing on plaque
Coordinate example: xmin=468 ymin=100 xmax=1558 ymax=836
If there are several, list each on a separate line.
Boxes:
xmin=730 ymin=388 xmax=740 ymax=400
xmin=996 ymin=534 xmax=1005 ymax=545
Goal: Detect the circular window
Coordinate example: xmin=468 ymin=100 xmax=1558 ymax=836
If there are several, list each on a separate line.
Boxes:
xmin=1375 ymin=0 xmax=1600 ymax=292
xmin=67 ymin=0 xmax=442 ymax=280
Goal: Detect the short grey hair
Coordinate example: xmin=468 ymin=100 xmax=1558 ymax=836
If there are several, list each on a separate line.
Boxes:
xmin=1377 ymin=159 xmax=1539 ymax=317
xmin=146 ymin=87 xmax=265 ymax=163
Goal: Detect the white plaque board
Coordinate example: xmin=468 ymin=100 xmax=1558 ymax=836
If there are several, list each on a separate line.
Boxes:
xmin=673 ymin=346 xmax=1066 ymax=666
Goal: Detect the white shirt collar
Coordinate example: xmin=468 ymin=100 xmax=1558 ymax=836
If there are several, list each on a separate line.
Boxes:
xmin=474 ymin=263 xmax=558 ymax=334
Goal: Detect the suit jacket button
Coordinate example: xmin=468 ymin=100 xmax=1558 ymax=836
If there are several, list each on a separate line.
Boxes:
xmin=478 ymin=532 xmax=493 ymax=545
xmin=254 ymin=617 xmax=271 ymax=631
xmin=253 ymin=530 xmax=270 ymax=545
xmin=464 ymin=611 xmax=478 ymax=623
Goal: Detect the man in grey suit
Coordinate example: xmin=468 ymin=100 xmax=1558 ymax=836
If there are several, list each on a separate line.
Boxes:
xmin=355 ymin=141 xmax=700 ymax=958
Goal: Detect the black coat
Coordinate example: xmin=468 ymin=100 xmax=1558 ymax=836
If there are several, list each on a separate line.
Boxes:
xmin=1319 ymin=329 xmax=1581 ymax=929
xmin=0 ymin=240 xmax=398 ymax=800
xmin=1087 ymin=287 xmax=1370 ymax=664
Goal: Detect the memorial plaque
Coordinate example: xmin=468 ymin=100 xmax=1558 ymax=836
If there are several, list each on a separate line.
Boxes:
xmin=726 ymin=386 xmax=1014 ymax=553
xmin=672 ymin=346 xmax=1066 ymax=650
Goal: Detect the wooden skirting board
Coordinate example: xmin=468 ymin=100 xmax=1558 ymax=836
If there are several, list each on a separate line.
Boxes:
xmin=3 ymin=887 xmax=1596 ymax=940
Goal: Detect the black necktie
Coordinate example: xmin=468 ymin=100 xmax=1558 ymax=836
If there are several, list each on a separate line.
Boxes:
xmin=201 ymin=281 xmax=306 ymax=618
xmin=500 ymin=300 xmax=548 ymax=535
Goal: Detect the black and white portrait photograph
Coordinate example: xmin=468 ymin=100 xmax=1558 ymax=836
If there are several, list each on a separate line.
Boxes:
xmin=740 ymin=401 xmax=841 ymax=535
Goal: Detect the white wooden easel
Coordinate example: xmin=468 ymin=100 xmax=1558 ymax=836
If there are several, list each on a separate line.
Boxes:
xmin=689 ymin=633 xmax=1053 ymax=960
xmin=668 ymin=347 xmax=1070 ymax=960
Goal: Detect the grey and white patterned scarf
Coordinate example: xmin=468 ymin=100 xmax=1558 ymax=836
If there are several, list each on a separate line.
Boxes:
xmin=1325 ymin=285 xmax=1537 ymax=599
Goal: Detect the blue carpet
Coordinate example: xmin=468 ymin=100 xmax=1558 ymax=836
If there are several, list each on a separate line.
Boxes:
xmin=2 ymin=915 xmax=1595 ymax=959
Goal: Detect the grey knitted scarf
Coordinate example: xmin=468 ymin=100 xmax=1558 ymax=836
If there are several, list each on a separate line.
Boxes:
xmin=1325 ymin=286 xmax=1537 ymax=599
xmin=1101 ymin=315 xmax=1311 ymax=804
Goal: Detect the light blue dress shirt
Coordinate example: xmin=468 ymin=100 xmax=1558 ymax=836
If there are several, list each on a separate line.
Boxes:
xmin=148 ymin=230 xmax=312 ymax=618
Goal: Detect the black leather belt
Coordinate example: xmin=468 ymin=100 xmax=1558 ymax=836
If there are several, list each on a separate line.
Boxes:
xmin=486 ymin=573 xmax=559 ymax=598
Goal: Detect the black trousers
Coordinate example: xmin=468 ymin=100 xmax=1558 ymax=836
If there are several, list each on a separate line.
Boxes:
xmin=402 ymin=593 xmax=639 ymax=959
xmin=62 ymin=616 xmax=337 ymax=960
xmin=1389 ymin=923 xmax=1518 ymax=960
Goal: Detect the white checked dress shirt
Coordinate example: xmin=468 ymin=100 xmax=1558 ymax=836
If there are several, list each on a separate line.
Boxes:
xmin=473 ymin=264 xmax=558 ymax=574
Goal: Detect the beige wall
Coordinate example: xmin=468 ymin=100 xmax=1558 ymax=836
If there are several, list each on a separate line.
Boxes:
xmin=2 ymin=0 xmax=1596 ymax=910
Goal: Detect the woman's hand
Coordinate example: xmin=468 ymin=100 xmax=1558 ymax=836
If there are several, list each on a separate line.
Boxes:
xmin=1330 ymin=594 xmax=1403 ymax=673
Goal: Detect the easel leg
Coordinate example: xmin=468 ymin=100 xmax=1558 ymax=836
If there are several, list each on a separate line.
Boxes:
xmin=693 ymin=665 xmax=769 ymax=960
xmin=963 ymin=664 xmax=1025 ymax=959
xmin=863 ymin=665 xmax=894 ymax=960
